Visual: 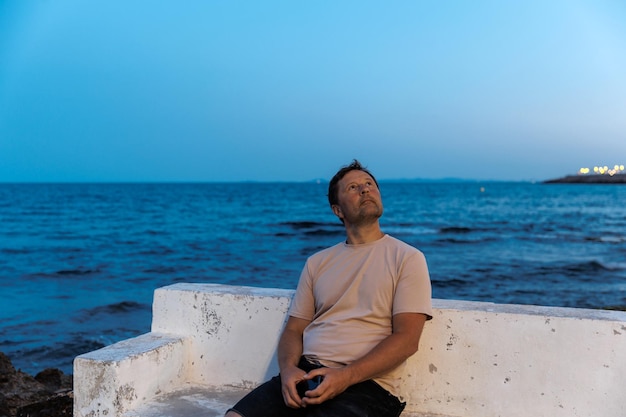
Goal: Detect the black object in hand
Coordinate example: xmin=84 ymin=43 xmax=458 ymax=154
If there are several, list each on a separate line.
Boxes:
xmin=296 ymin=376 xmax=323 ymax=397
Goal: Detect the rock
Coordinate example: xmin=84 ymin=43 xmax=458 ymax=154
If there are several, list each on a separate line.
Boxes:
xmin=16 ymin=392 xmax=73 ymax=417
xmin=543 ymin=173 xmax=626 ymax=184
xmin=0 ymin=352 xmax=72 ymax=417
xmin=34 ymin=369 xmax=72 ymax=394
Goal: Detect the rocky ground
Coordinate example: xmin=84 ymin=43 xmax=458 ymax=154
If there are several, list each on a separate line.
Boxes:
xmin=0 ymin=352 xmax=72 ymax=417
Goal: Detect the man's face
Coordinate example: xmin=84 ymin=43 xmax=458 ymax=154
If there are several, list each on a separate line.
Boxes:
xmin=332 ymin=170 xmax=383 ymax=225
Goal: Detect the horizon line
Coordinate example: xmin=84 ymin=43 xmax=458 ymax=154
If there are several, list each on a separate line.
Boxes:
xmin=0 ymin=177 xmax=542 ymax=185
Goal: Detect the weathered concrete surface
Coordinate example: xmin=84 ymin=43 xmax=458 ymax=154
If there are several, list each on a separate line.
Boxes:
xmin=121 ymin=384 xmax=453 ymax=417
xmin=74 ymin=333 xmax=190 ymax=417
xmin=122 ymin=385 xmax=242 ymax=417
xmin=150 ymin=283 xmax=293 ymax=387
xmin=403 ymin=300 xmax=626 ymax=416
xmin=74 ymin=283 xmax=626 ymax=417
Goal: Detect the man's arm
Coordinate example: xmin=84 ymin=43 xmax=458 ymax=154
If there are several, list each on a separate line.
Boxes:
xmin=277 ymin=316 xmax=311 ymax=408
xmin=301 ymin=312 xmax=427 ymax=405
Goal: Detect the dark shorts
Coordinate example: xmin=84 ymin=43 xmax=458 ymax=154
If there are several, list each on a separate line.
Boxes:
xmin=228 ymin=357 xmax=406 ymax=417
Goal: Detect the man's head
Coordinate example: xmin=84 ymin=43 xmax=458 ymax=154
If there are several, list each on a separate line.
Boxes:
xmin=327 ymin=160 xmax=379 ymax=207
xmin=328 ymin=160 xmax=382 ymax=225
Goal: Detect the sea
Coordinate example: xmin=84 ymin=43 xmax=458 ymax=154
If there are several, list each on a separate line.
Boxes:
xmin=1 ymin=181 xmax=625 ymax=376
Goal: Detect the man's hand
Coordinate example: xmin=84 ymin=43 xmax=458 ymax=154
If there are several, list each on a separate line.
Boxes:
xmin=280 ymin=365 xmax=308 ymax=408
xmin=298 ymin=367 xmax=352 ymax=406
xmin=277 ymin=316 xmax=311 ymax=408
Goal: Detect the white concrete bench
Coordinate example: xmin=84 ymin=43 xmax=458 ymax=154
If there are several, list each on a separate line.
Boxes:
xmin=74 ymin=283 xmax=626 ymax=417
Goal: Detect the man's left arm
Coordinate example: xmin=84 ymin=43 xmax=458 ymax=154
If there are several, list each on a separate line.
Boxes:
xmin=301 ymin=312 xmax=427 ymax=405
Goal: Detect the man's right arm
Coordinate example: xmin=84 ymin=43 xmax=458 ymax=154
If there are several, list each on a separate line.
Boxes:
xmin=277 ymin=316 xmax=311 ymax=408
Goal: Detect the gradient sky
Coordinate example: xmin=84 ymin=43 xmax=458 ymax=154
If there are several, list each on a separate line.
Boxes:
xmin=1 ymin=1 xmax=625 ymax=182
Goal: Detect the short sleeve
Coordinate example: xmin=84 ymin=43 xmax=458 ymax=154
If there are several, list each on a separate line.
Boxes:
xmin=392 ymin=250 xmax=433 ymax=320
xmin=288 ymin=261 xmax=316 ymax=320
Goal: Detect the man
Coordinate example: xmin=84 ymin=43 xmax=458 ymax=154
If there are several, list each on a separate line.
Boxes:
xmin=226 ymin=160 xmax=432 ymax=417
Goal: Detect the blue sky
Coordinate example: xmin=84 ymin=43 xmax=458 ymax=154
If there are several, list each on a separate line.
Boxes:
xmin=1 ymin=1 xmax=625 ymax=182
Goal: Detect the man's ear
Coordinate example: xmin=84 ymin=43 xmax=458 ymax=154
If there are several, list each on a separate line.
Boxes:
xmin=331 ymin=204 xmax=343 ymax=219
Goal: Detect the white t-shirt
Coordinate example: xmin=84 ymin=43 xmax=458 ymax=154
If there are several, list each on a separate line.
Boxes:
xmin=288 ymin=234 xmax=432 ymax=397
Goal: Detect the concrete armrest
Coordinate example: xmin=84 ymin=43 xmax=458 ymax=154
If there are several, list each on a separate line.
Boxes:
xmin=74 ymin=332 xmax=191 ymax=417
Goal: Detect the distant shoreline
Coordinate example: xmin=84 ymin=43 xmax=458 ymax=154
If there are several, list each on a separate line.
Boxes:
xmin=543 ymin=173 xmax=626 ymax=184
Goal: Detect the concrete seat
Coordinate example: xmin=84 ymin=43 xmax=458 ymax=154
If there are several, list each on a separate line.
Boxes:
xmin=122 ymin=385 xmax=452 ymax=417
xmin=74 ymin=283 xmax=626 ymax=417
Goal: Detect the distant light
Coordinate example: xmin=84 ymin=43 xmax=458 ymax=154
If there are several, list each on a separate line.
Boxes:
xmin=578 ymin=164 xmax=623 ymax=176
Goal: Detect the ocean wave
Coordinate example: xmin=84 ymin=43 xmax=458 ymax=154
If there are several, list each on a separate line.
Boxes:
xmin=142 ymin=265 xmax=182 ymax=275
xmin=72 ymin=301 xmax=150 ymax=325
xmin=431 ymin=278 xmax=469 ymax=288
xmin=584 ymin=235 xmax=626 ymax=244
xmin=8 ymin=336 xmax=109 ymax=375
xmin=563 ymin=260 xmax=620 ymax=273
xmin=382 ymin=225 xmax=438 ymax=236
xmin=434 ymin=237 xmax=486 ymax=245
xmin=23 ymin=267 xmax=103 ymax=280
xmin=0 ymin=339 xmax=22 ymax=347
xmin=137 ymin=247 xmax=176 ymax=256
xmin=439 ymin=226 xmax=473 ymax=234
xmin=144 ymin=229 xmax=168 ymax=236
xmin=0 ymin=248 xmax=32 ymax=255
xmin=303 ymin=229 xmax=343 ymax=236
xmin=82 ymin=301 xmax=148 ymax=316
xmin=276 ymin=221 xmax=344 ymax=237
xmin=532 ymin=260 xmax=625 ymax=279
xmin=281 ymin=221 xmax=329 ymax=229
xmin=55 ymin=268 xmax=101 ymax=276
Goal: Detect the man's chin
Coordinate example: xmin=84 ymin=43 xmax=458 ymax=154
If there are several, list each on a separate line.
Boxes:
xmin=356 ymin=208 xmax=383 ymax=223
xmin=362 ymin=204 xmax=383 ymax=215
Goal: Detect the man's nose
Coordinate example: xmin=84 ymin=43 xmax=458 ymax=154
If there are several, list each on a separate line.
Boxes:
xmin=360 ymin=184 xmax=370 ymax=194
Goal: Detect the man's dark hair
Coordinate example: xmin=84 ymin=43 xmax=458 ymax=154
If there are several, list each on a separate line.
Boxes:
xmin=327 ymin=160 xmax=379 ymax=207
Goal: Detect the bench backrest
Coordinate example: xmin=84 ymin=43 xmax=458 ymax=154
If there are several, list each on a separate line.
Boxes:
xmin=154 ymin=283 xmax=626 ymax=417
